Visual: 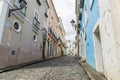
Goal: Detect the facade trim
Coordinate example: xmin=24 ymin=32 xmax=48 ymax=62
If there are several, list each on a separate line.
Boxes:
xmin=0 ymin=0 xmax=9 ymax=43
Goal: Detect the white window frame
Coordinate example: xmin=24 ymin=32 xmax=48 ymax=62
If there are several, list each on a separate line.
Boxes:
xmin=89 ymin=0 xmax=93 ymax=9
xmin=34 ymin=9 xmax=39 ymax=21
xmin=84 ymin=4 xmax=88 ymax=27
xmin=33 ymin=34 xmax=37 ymax=42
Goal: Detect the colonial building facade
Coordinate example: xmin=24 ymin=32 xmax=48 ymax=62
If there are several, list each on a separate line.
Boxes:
xmin=75 ymin=0 xmax=81 ymax=59
xmin=97 ymin=0 xmax=120 ymax=80
xmin=47 ymin=0 xmax=66 ymax=57
xmin=0 ymin=0 xmax=66 ymax=69
xmin=57 ymin=17 xmax=66 ymax=56
xmin=46 ymin=0 xmax=59 ymax=58
xmin=0 ymin=0 xmax=44 ymax=69
xmin=77 ymin=0 xmax=120 ymax=80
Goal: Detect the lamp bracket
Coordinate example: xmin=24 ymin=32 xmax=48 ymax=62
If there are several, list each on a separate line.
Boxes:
xmin=8 ymin=8 xmax=22 ymax=17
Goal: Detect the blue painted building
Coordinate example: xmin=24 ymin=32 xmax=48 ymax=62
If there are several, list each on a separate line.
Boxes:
xmin=80 ymin=0 xmax=100 ymax=68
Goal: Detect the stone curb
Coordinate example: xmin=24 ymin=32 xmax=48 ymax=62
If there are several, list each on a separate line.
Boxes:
xmin=75 ymin=57 xmax=95 ymax=80
xmin=78 ymin=61 xmax=93 ymax=80
xmin=78 ymin=59 xmax=107 ymax=80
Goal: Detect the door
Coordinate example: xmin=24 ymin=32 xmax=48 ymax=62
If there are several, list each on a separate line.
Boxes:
xmin=42 ymin=41 xmax=46 ymax=59
xmin=94 ymin=25 xmax=104 ymax=74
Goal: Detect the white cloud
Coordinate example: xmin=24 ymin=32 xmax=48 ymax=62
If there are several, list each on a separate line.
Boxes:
xmin=52 ymin=0 xmax=76 ymax=43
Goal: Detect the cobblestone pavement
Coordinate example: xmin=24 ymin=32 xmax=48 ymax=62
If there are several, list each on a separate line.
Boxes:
xmin=0 ymin=56 xmax=89 ymax=80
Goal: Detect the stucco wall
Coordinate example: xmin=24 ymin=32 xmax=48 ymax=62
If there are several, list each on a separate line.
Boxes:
xmin=98 ymin=0 xmax=120 ymax=80
xmin=81 ymin=0 xmax=100 ymax=68
xmin=0 ymin=0 xmax=49 ymax=68
xmin=0 ymin=0 xmax=9 ymax=43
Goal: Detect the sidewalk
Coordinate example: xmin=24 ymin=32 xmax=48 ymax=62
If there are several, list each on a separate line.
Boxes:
xmin=79 ymin=60 xmax=107 ymax=80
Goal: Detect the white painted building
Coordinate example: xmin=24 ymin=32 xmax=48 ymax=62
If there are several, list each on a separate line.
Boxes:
xmin=66 ymin=40 xmax=74 ymax=56
xmin=0 ymin=0 xmax=9 ymax=44
xmin=0 ymin=0 xmax=49 ymax=69
xmin=94 ymin=0 xmax=120 ymax=80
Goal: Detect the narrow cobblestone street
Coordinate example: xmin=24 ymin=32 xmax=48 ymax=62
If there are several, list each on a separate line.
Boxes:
xmin=0 ymin=56 xmax=89 ymax=80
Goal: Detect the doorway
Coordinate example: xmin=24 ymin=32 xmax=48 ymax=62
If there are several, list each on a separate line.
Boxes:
xmin=93 ymin=25 xmax=104 ymax=74
xmin=42 ymin=41 xmax=46 ymax=59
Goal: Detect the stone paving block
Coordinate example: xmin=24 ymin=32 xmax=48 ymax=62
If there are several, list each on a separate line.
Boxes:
xmin=0 ymin=56 xmax=89 ymax=80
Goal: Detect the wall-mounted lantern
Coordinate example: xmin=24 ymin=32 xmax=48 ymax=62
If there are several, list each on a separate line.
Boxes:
xmin=70 ymin=19 xmax=75 ymax=27
xmin=8 ymin=0 xmax=27 ymax=17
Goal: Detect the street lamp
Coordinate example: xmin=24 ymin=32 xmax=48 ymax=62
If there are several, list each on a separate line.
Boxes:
xmin=70 ymin=19 xmax=75 ymax=27
xmin=8 ymin=0 xmax=27 ymax=17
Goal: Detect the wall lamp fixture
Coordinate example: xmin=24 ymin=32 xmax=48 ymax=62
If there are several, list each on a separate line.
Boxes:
xmin=70 ymin=19 xmax=75 ymax=27
xmin=8 ymin=0 xmax=27 ymax=17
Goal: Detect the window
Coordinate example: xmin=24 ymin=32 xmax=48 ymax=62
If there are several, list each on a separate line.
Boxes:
xmin=14 ymin=22 xmax=19 ymax=30
xmin=84 ymin=4 xmax=88 ymax=26
xmin=13 ymin=20 xmax=21 ymax=32
xmin=89 ymin=0 xmax=94 ymax=9
xmin=44 ymin=8 xmax=48 ymax=18
xmin=50 ymin=10 xmax=54 ymax=19
xmin=14 ymin=0 xmax=27 ymax=16
xmin=33 ymin=10 xmax=40 ymax=31
xmin=36 ymin=0 xmax=42 ymax=5
xmin=33 ymin=34 xmax=37 ymax=42
xmin=35 ymin=11 xmax=39 ymax=20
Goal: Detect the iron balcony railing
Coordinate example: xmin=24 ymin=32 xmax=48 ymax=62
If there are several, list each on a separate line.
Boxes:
xmin=33 ymin=17 xmax=40 ymax=31
xmin=48 ymin=27 xmax=57 ymax=42
xmin=58 ymin=37 xmax=65 ymax=47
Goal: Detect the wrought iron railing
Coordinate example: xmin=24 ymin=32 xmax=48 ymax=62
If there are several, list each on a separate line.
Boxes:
xmin=48 ymin=27 xmax=57 ymax=42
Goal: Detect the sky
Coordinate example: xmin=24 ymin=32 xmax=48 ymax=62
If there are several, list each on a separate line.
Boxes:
xmin=52 ymin=0 xmax=76 ymax=43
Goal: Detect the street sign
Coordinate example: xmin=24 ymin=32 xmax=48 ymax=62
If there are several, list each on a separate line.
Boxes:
xmin=4 ymin=21 xmax=10 ymax=28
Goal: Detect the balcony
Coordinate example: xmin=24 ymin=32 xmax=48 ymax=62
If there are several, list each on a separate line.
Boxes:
xmin=58 ymin=37 xmax=64 ymax=47
xmin=33 ymin=17 xmax=40 ymax=31
xmin=48 ymin=27 xmax=57 ymax=42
